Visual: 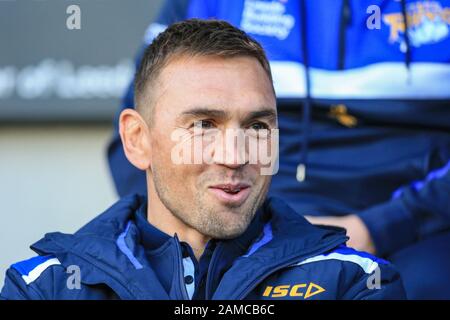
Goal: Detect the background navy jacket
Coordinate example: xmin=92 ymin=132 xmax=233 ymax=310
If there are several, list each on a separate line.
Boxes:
xmin=107 ymin=0 xmax=450 ymax=257
xmin=1 ymin=196 xmax=405 ymax=300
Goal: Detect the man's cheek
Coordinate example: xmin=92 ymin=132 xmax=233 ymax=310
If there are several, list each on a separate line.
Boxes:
xmin=153 ymin=133 xmax=175 ymax=161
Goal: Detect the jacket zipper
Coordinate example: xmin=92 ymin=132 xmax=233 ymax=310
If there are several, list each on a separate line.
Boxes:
xmin=205 ymin=242 xmax=225 ymax=300
xmin=174 ymin=236 xmax=191 ymax=300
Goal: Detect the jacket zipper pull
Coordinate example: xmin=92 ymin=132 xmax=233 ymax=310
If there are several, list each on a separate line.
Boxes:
xmin=328 ymin=104 xmax=358 ymax=128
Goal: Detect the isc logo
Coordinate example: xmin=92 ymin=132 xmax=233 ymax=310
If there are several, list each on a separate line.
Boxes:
xmin=262 ymin=282 xmax=325 ymax=299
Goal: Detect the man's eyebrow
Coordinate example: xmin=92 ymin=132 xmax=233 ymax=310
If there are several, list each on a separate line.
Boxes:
xmin=179 ymin=108 xmax=228 ymax=120
xmin=243 ymin=109 xmax=277 ymax=124
xmin=179 ymin=107 xmax=277 ymax=124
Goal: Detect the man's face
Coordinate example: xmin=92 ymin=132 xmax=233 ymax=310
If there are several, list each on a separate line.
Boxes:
xmin=147 ymin=55 xmax=277 ymax=239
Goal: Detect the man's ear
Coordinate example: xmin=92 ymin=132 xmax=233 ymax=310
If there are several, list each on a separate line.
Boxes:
xmin=119 ymin=108 xmax=152 ymax=170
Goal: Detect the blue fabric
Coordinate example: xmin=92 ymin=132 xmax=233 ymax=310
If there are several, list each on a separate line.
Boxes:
xmin=330 ymin=245 xmax=390 ymax=265
xmin=388 ymin=231 xmax=450 ymax=299
xmin=187 ymin=0 xmax=450 ymax=69
xmin=244 ymin=223 xmax=273 ymax=257
xmin=134 ymin=203 xmax=171 ymax=249
xmin=393 ymin=159 xmax=450 ymax=199
xmin=11 ymin=255 xmax=54 ymax=277
xmin=358 ymin=157 xmax=450 ymax=256
xmin=1 ymin=195 xmax=405 ymax=300
xmin=134 ymin=201 xmax=214 ymax=299
xmin=116 ymin=221 xmax=144 ymax=270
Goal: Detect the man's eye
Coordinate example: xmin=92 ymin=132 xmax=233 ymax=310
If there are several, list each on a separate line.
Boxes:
xmin=249 ymin=122 xmax=269 ymax=130
xmin=193 ymin=120 xmax=215 ymax=129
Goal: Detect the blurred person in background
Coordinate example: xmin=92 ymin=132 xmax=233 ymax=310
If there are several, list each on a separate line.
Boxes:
xmin=107 ymin=0 xmax=450 ymax=299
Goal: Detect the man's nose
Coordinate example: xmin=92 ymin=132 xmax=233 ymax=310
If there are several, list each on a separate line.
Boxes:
xmin=212 ymin=129 xmax=248 ymax=169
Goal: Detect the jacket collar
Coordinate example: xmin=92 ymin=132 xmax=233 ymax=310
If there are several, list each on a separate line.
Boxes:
xmin=30 ymin=194 xmax=169 ymax=299
xmin=134 ymin=201 xmax=171 ymax=250
xmin=30 ymin=194 xmax=348 ymax=300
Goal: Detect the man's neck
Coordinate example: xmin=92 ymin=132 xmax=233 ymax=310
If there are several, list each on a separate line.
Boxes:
xmin=146 ymin=191 xmax=211 ymax=261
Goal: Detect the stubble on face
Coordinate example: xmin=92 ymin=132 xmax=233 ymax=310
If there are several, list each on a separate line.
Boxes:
xmin=152 ymin=163 xmax=270 ymax=239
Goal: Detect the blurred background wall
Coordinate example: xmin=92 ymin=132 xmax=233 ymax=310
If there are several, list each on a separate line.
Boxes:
xmin=0 ymin=0 xmax=163 ymax=286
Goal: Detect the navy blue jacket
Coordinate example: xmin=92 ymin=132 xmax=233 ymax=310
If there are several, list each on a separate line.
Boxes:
xmin=1 ymin=196 xmax=405 ymax=300
xmin=107 ymin=0 xmax=450 ymax=257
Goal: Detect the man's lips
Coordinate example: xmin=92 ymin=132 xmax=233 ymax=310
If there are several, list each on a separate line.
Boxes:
xmin=208 ymin=183 xmax=251 ymax=205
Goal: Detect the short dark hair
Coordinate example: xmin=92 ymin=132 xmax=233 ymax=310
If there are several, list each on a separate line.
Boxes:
xmin=134 ymin=19 xmax=273 ymax=120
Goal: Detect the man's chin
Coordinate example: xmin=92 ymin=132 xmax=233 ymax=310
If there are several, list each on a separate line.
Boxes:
xmin=206 ymin=222 xmax=248 ymax=240
xmin=206 ymin=208 xmax=254 ymax=238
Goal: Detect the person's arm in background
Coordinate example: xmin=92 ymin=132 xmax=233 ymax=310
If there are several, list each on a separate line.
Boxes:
xmin=357 ymin=158 xmax=450 ymax=256
xmin=107 ymin=0 xmax=191 ymax=197
xmin=307 ymin=157 xmax=450 ymax=257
